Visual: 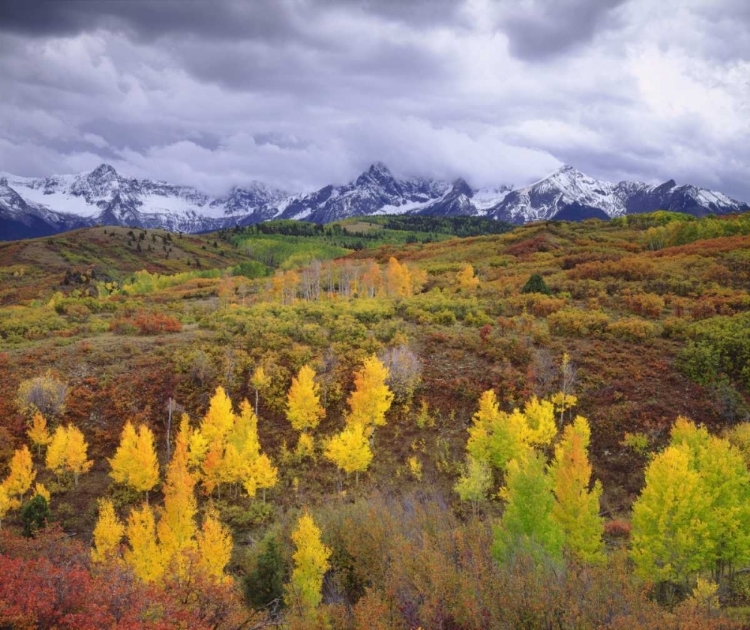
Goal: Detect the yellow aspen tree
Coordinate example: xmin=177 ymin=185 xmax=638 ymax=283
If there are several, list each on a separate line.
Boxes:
xmin=202 ymin=439 xmax=224 ymax=497
xmin=361 ymin=261 xmax=383 ymax=298
xmin=286 ymin=511 xmax=331 ymax=616
xmin=522 ymin=396 xmax=558 ymax=447
xmin=324 ymin=423 xmax=373 ymax=485
xmin=549 ymin=416 xmax=604 ymax=564
xmin=125 ymin=503 xmax=165 ymax=583
xmin=3 ymin=445 xmax=36 ymax=504
xmin=286 ymin=364 xmax=325 ymax=433
xmin=385 ymin=257 xmax=412 ymax=297
xmin=454 ymin=455 xmax=492 ymax=516
xmin=157 ymin=417 xmax=197 ymax=573
xmin=196 ymin=505 xmax=233 ymax=581
xmin=456 ymin=263 xmax=479 ymax=290
xmin=47 ymin=425 xmax=93 ymax=487
xmin=201 ymin=386 xmax=236 ymax=446
xmin=251 ymin=366 xmax=271 ymax=417
xmin=109 ymin=422 xmax=159 ymax=500
xmin=27 ymin=412 xmax=52 ymax=456
xmin=0 ymin=485 xmax=10 ymax=529
xmin=91 ymin=498 xmax=125 ymax=564
xmin=248 ymin=454 xmax=278 ymax=502
xmin=346 ymin=355 xmax=394 ymax=441
xmin=235 ymin=399 xmax=260 ymax=459
xmin=466 ymin=390 xmax=530 ymax=471
xmin=45 ymin=425 xmax=68 ymax=482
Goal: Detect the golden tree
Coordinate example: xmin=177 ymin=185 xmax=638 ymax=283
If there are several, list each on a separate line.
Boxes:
xmin=0 ymin=485 xmax=10 ymax=529
xmin=109 ymin=422 xmax=160 ymax=500
xmin=91 ymin=498 xmax=125 ymax=564
xmin=157 ymin=417 xmax=198 ymax=568
xmin=286 ymin=364 xmax=325 ymax=433
xmin=3 ymin=445 xmax=36 ymax=505
xmin=250 ymin=366 xmax=271 ymax=417
xmin=196 ymin=505 xmax=233 ymax=581
xmin=201 ymin=386 xmax=236 ymax=445
xmin=27 ymin=412 xmax=52 ymax=456
xmin=124 ymin=503 xmax=165 ymax=583
xmin=286 ymin=511 xmax=331 ymax=616
xmin=324 ymin=423 xmax=372 ymax=485
xmin=549 ymin=416 xmax=604 ymax=564
xmin=46 ymin=425 xmax=93 ymax=487
xmin=346 ymin=355 xmax=394 ymax=440
xmin=456 ymin=263 xmax=479 ymax=289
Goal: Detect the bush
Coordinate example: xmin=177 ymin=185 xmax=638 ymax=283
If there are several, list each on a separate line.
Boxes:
xmin=607 ymin=317 xmax=659 ymax=342
xmin=547 ymin=308 xmax=610 ymax=337
xmin=110 ymin=311 xmax=182 ymax=335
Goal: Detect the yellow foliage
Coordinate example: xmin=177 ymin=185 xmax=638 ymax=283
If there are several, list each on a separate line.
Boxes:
xmin=286 ymin=511 xmax=332 ymax=614
xmin=109 ymin=422 xmax=159 ymax=494
xmin=286 ymin=364 xmax=325 ymax=432
xmin=92 ymin=498 xmax=125 ymax=564
xmin=295 ymin=432 xmax=315 ymax=460
xmin=346 ymin=355 xmax=394 ymax=430
xmin=27 ymin=412 xmax=52 ymax=454
xmin=197 ymin=506 xmax=233 ymax=581
xmin=201 ymin=386 xmax=236 ymax=445
xmin=456 ymin=263 xmax=480 ymax=289
xmin=3 ymin=445 xmax=36 ymax=500
xmin=125 ymin=503 xmax=165 ymax=583
xmin=407 ymin=456 xmax=423 ymax=481
xmin=385 ymin=257 xmax=413 ymax=297
xmin=0 ymin=485 xmax=10 ymax=525
xmin=521 ymin=396 xmax=558 ymax=446
xmin=157 ymin=417 xmax=198 ymax=563
xmin=33 ymin=483 xmax=50 ymax=504
xmin=324 ymin=423 xmax=373 ymax=482
xmin=46 ymin=424 xmax=93 ymax=487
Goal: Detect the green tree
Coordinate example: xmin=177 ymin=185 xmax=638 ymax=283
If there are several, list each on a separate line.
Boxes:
xmin=492 ymin=452 xmax=563 ymax=564
xmin=520 ymin=273 xmax=551 ymax=295
xmin=20 ymin=495 xmax=50 ymax=538
xmin=454 ymin=455 xmax=492 ymax=515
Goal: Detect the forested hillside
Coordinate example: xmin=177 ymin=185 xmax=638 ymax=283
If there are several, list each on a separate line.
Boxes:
xmin=1 ymin=211 xmax=750 ymax=628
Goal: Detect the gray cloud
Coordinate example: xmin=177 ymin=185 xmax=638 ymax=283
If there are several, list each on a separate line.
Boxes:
xmin=0 ymin=0 xmax=748 ymax=202
xmin=497 ymin=0 xmax=628 ymax=61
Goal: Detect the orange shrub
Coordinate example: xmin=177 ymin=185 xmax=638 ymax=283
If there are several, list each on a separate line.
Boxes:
xmin=624 ymin=293 xmax=664 ymax=318
xmin=607 ymin=317 xmax=659 ymax=342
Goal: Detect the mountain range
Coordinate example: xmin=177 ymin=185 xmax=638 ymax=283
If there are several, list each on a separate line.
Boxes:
xmin=1 ymin=162 xmax=747 ymax=240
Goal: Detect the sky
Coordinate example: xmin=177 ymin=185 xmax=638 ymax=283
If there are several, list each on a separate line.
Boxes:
xmin=0 ymin=0 xmax=748 ymax=199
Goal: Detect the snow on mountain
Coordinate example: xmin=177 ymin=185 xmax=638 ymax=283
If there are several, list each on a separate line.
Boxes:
xmin=487 ymin=165 xmax=749 ymax=224
xmin=0 ymin=162 xmax=747 ymax=241
xmin=0 ymin=164 xmax=288 ymax=235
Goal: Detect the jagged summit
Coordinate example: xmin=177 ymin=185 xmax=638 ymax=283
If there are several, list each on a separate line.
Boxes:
xmin=0 ymin=162 xmax=747 ymax=240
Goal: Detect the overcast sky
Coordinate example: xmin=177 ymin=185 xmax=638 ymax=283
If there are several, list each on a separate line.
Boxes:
xmin=0 ymin=0 xmax=748 ymax=199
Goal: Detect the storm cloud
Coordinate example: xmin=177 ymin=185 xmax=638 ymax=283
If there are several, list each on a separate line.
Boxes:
xmin=0 ymin=0 xmax=748 ymax=200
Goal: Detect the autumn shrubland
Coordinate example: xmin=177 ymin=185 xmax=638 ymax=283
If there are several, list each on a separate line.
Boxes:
xmin=1 ymin=211 xmax=750 ymax=627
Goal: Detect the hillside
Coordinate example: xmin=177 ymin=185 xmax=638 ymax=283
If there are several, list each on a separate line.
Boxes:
xmin=1 ymin=211 xmax=750 ymax=626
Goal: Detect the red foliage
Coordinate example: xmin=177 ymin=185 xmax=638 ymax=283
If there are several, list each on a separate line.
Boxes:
xmin=110 ymin=311 xmax=182 ymax=335
xmin=0 ymin=527 xmax=253 ymax=630
xmin=604 ymin=519 xmax=632 ymax=540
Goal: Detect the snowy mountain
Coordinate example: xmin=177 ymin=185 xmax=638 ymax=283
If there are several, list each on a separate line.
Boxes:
xmin=0 ymin=162 xmax=747 ymax=240
xmin=0 ymin=164 xmax=288 ymax=237
xmin=486 ymin=165 xmax=749 ymax=224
